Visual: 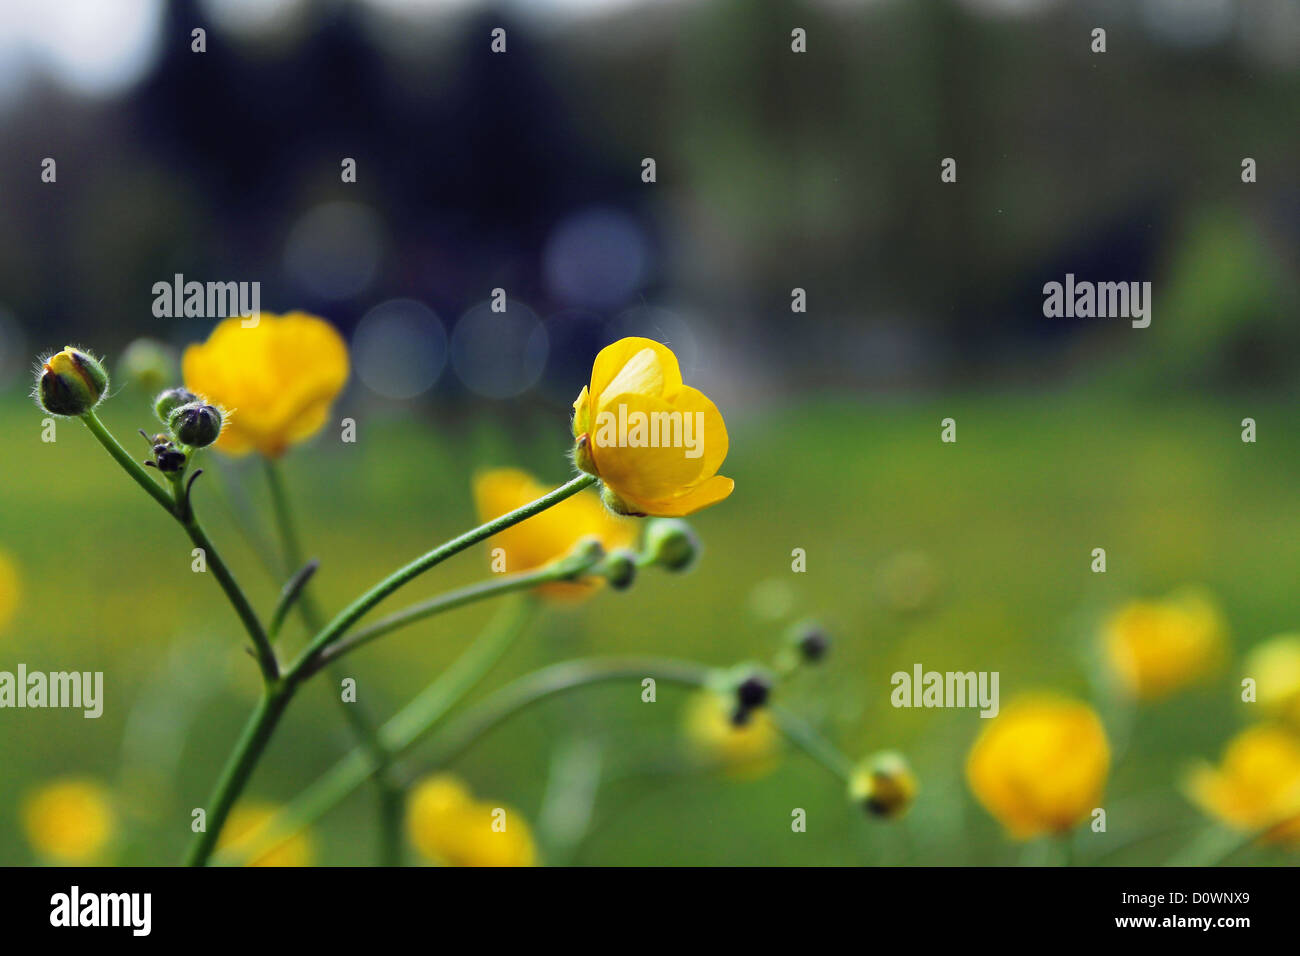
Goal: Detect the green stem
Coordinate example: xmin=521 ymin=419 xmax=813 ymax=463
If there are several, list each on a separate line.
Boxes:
xmin=185 ymin=685 xmax=292 ymax=866
xmin=178 ymin=504 xmax=280 ymax=684
xmin=81 ymin=409 xmax=176 ymax=514
xmin=284 ymin=472 xmax=598 ymax=682
xmin=264 ymin=458 xmax=403 ymax=866
xmin=303 ymin=552 xmax=602 ymax=676
xmin=769 ymin=705 xmax=855 ymax=782
xmin=82 ymin=409 xmax=278 ymax=684
xmin=215 ymin=598 xmax=534 ymax=865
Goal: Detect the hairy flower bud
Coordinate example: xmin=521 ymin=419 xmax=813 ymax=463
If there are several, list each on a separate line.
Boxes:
xmin=641 ymin=518 xmax=701 ymax=572
xmin=154 ymin=387 xmax=197 ymax=423
xmin=35 ymin=347 xmax=108 ymax=417
xmin=169 ymin=402 xmax=223 ymax=448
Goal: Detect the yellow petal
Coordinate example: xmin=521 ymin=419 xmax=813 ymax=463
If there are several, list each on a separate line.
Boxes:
xmin=589 ymin=337 xmax=682 ymax=407
xmin=618 ymin=475 xmax=735 ymax=518
xmin=589 ymin=391 xmax=711 ymax=501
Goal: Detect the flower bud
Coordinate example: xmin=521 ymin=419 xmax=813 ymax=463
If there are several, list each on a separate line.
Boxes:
xmin=795 ymin=623 xmax=831 ymax=663
xmin=849 ymin=751 xmax=917 ymax=820
xmin=598 ymin=548 xmax=638 ymax=590
xmin=169 ymin=402 xmax=223 ymax=448
xmin=568 ymin=534 xmax=606 ymax=567
xmin=641 ymin=518 xmax=701 ymax=572
xmin=147 ymin=433 xmax=187 ymax=474
xmin=35 ymin=347 xmax=108 ymax=417
xmin=154 ymin=387 xmax=197 ymax=423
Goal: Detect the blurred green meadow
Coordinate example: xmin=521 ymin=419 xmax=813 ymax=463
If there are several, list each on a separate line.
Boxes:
xmin=1 ymin=379 xmax=1296 ymax=865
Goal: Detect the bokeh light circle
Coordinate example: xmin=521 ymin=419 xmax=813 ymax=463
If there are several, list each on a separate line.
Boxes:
xmin=353 ymin=298 xmax=447 ymax=400
xmin=544 ymin=207 xmax=650 ymax=308
xmin=283 ymin=201 xmax=385 ymax=301
xmin=451 ymin=301 xmax=548 ymax=399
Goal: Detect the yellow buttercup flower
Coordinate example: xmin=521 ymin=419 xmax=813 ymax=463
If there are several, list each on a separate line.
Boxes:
xmin=182 ymin=312 xmax=348 ymax=457
xmin=683 ymin=690 xmax=780 ymax=780
xmin=407 ymin=774 xmax=537 ymax=867
xmin=473 ymin=468 xmax=635 ymax=600
xmin=216 ymin=802 xmax=314 ymax=866
xmin=966 ymin=696 xmax=1110 ymax=840
xmin=0 ymin=548 xmax=19 ymax=633
xmin=1243 ymin=635 xmax=1300 ymax=729
xmin=22 ymin=779 xmax=115 ymax=863
xmin=572 ymin=337 xmax=733 ymax=517
xmin=1186 ymin=724 xmax=1300 ymax=846
xmin=1103 ymin=589 xmax=1226 ymax=700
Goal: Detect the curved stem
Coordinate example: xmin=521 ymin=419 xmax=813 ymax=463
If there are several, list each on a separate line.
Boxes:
xmin=303 ymin=552 xmax=602 ymax=676
xmin=185 ymin=685 xmax=292 ymax=866
xmin=215 ymin=598 xmax=535 ymax=866
xmin=284 ymin=472 xmax=598 ymax=683
xmin=81 ymin=409 xmax=176 ymax=514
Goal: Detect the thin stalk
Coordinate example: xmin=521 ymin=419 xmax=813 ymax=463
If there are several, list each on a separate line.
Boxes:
xmin=263 ymin=458 xmax=403 ymax=866
xmin=82 ymin=409 xmax=278 ymax=684
xmin=303 ymin=552 xmax=601 ymax=676
xmin=215 ymin=599 xmax=534 ymax=866
xmin=81 ymin=409 xmax=175 ymax=513
xmin=184 ymin=685 xmax=292 ymax=866
xmin=284 ymin=472 xmax=598 ymax=681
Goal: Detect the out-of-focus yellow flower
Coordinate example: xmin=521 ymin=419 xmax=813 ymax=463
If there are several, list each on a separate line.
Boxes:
xmin=216 ymin=802 xmax=314 ymax=866
xmin=1186 ymin=724 xmax=1300 ymax=846
xmin=22 ymin=779 xmax=115 ymax=863
xmin=966 ymin=696 xmax=1110 ymax=840
xmin=1243 ymin=635 xmax=1300 ymax=729
xmin=182 ymin=312 xmax=348 ymax=457
xmin=473 ymin=468 xmax=635 ymax=600
xmin=1103 ymin=589 xmax=1226 ymax=700
xmin=683 ymin=690 xmax=780 ymax=780
xmin=572 ymin=337 xmax=733 ymax=517
xmin=407 ymin=774 xmax=537 ymax=867
xmin=0 ymin=548 xmax=19 ymax=633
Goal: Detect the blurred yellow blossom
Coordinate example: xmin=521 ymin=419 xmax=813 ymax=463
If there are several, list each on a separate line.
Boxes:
xmin=1186 ymin=724 xmax=1300 ymax=847
xmin=966 ymin=696 xmax=1110 ymax=840
xmin=473 ymin=467 xmax=635 ymax=600
xmin=683 ymin=690 xmax=780 ymax=780
xmin=182 ymin=312 xmax=348 ymax=457
xmin=1243 ymin=635 xmax=1300 ymax=729
xmin=407 ymin=774 xmax=537 ymax=867
xmin=572 ymin=337 xmax=733 ymax=517
xmin=0 ymin=548 xmax=19 ymax=633
xmin=1103 ymin=589 xmax=1226 ymax=700
xmin=216 ymin=802 xmax=314 ymax=866
xmin=22 ymin=779 xmax=115 ymax=863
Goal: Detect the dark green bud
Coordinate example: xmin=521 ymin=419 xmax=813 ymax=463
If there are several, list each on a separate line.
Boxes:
xmin=641 ymin=518 xmax=701 ymax=572
xmin=169 ymin=402 xmax=223 ymax=447
xmin=154 ymin=387 xmax=197 ymax=423
xmin=598 ymin=548 xmax=638 ymax=590
xmin=36 ymin=347 xmax=109 ymax=417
